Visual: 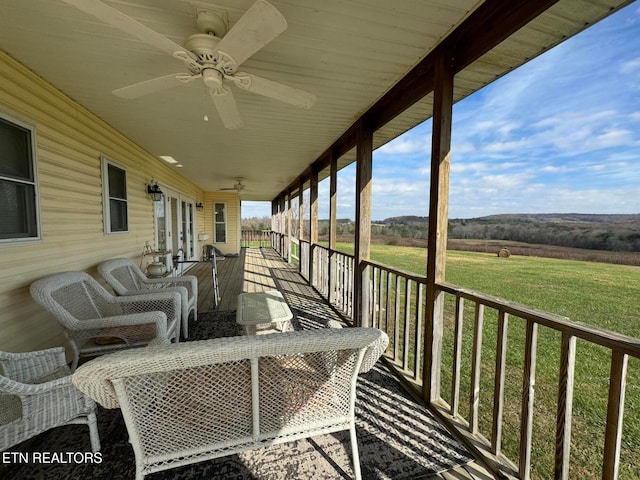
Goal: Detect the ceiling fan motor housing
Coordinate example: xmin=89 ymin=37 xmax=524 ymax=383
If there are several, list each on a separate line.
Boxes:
xmin=184 ymin=33 xmax=221 ymax=63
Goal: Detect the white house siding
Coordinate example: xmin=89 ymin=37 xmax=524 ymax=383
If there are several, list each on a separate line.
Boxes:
xmin=0 ymin=51 xmax=208 ymax=353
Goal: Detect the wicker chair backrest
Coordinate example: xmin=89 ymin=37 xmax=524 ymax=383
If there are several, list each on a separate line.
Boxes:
xmin=30 ymin=272 xmax=120 ymax=329
xmin=98 ymin=259 xmax=146 ymax=294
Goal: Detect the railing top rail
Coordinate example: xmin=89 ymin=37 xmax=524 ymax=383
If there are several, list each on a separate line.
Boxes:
xmin=332 ymin=249 xmax=355 ymax=260
xmin=305 ymin=242 xmax=356 ymax=260
xmin=362 ymin=259 xmax=427 ymax=283
xmin=438 ymin=281 xmax=640 ymax=358
xmin=299 ymin=239 xmax=310 ymax=245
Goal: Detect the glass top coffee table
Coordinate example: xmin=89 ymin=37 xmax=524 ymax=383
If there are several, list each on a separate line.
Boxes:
xmin=236 ymin=290 xmax=294 ymax=335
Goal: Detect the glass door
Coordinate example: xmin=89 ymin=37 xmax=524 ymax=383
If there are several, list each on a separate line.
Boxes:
xmin=154 ymin=187 xmax=198 ymax=271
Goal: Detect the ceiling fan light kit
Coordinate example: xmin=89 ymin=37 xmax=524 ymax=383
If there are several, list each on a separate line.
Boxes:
xmin=63 ymin=0 xmax=316 ymax=129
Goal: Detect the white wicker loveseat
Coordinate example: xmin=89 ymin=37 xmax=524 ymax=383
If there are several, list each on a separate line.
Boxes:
xmin=0 ymin=347 xmax=100 ymax=452
xmin=72 ymin=327 xmax=389 ymax=480
xmin=30 ymin=272 xmax=181 ymax=370
xmin=98 ymin=258 xmax=198 ymax=339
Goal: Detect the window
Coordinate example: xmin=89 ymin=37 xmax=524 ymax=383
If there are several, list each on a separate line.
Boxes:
xmin=101 ymin=156 xmax=128 ymax=233
xmin=214 ymin=202 xmax=226 ymax=243
xmin=0 ymin=114 xmax=39 ymax=242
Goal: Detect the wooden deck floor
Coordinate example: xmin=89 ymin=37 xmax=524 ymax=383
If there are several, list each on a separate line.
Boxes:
xmin=186 ymin=248 xmax=497 ymax=480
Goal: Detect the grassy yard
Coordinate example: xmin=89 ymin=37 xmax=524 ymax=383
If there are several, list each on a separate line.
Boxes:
xmin=331 ymin=242 xmax=640 ymax=479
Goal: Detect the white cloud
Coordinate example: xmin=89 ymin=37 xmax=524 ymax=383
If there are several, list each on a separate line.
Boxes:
xmin=482 ymin=138 xmax=532 ymax=153
xmin=539 ymin=165 xmax=574 ymax=173
xmin=592 ymin=129 xmax=633 ymax=148
xmin=451 ymin=142 xmax=476 ymax=155
xmin=620 ymin=57 xmax=640 ymax=74
xmin=377 ymin=136 xmax=430 ymax=154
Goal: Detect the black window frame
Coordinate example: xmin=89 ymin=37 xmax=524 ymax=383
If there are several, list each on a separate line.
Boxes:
xmin=0 ymin=112 xmax=40 ymax=242
xmin=101 ymin=155 xmax=129 ymax=234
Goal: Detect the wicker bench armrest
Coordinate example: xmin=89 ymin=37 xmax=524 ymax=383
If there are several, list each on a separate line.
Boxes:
xmin=86 ymin=312 xmax=169 ymax=337
xmin=115 ymin=291 xmax=181 ymax=322
xmin=144 ymin=275 xmax=197 ymax=297
xmin=0 ymin=347 xmax=67 ymax=383
xmin=0 ymin=373 xmax=72 ymax=396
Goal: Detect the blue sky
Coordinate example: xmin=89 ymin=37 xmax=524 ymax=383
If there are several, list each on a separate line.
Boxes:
xmin=243 ymin=3 xmax=640 ymax=221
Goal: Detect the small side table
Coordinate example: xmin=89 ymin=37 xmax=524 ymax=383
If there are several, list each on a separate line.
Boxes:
xmin=236 ymin=290 xmax=293 ymax=335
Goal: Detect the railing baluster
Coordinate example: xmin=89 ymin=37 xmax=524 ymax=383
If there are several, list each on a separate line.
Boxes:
xmin=469 ymin=303 xmax=484 ymax=434
xmin=603 ymin=350 xmax=628 ymax=480
xmin=345 ymin=255 xmax=349 ymax=314
xmin=492 ymin=310 xmax=509 ymax=456
xmin=451 ymin=295 xmax=464 ymax=418
xmin=372 ymin=267 xmax=379 ymax=328
xmin=555 ymin=332 xmax=576 ymax=480
xmin=414 ymin=282 xmax=424 ymax=381
xmin=385 ymin=271 xmax=391 ymax=335
xmin=403 ymin=279 xmax=412 ymax=372
xmin=519 ymin=320 xmax=539 ymax=480
xmin=394 ymin=275 xmax=401 ymax=362
xmin=347 ymin=257 xmax=352 ymax=318
xmin=377 ymin=267 xmax=384 ymax=330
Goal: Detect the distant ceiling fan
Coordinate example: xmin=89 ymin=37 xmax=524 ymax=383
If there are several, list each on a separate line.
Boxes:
xmin=219 ymin=178 xmax=247 ymax=192
xmin=61 ymin=0 xmax=316 ymax=129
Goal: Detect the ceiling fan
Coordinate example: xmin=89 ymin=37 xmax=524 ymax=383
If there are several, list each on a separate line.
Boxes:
xmin=61 ymin=0 xmax=316 ymax=129
xmin=219 ymin=178 xmax=247 ymax=192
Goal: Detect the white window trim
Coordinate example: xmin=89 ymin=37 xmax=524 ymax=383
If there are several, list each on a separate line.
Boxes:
xmin=214 ymin=201 xmax=227 ymax=244
xmin=0 ymin=109 xmax=41 ymax=244
xmin=101 ymin=155 xmax=128 ymax=235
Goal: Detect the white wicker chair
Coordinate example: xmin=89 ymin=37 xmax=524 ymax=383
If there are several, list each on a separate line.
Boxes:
xmin=30 ymin=272 xmax=181 ymax=370
xmin=98 ymin=258 xmax=197 ymax=339
xmin=0 ymin=347 xmax=100 ymax=452
xmin=73 ymin=327 xmax=389 ymax=480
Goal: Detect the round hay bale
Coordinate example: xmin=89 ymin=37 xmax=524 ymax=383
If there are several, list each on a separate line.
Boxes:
xmin=498 ymin=247 xmax=511 ymax=258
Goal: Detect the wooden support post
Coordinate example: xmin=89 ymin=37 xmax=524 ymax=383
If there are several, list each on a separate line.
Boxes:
xmin=423 ymin=51 xmax=453 ymax=402
xmin=353 ymin=121 xmax=373 ymax=328
xmin=271 ymin=199 xmax=278 ymax=247
xmin=328 ymin=151 xmax=338 ymax=304
xmin=309 ymin=166 xmax=319 ymax=287
xmin=287 ymin=190 xmax=293 ymax=263
xmin=298 ymin=177 xmax=305 ymax=274
xmin=279 ymin=195 xmax=286 ymax=254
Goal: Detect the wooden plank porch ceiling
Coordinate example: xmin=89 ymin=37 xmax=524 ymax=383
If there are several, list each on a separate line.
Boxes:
xmin=189 ymin=247 xmax=496 ymax=480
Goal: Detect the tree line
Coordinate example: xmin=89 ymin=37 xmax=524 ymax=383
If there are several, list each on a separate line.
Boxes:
xmin=242 ymin=214 xmax=640 ymax=253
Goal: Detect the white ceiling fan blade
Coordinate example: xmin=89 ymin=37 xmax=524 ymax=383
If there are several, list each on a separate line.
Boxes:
xmin=215 ymin=0 xmax=287 ymax=71
xmin=113 ymin=73 xmax=197 ymax=99
xmin=61 ymin=0 xmax=187 ymax=57
xmin=209 ymin=87 xmax=243 ymax=129
xmin=232 ymin=73 xmax=316 ymax=109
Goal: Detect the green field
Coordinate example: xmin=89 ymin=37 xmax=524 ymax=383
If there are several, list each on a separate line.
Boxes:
xmin=331 ymin=242 xmax=640 ymax=479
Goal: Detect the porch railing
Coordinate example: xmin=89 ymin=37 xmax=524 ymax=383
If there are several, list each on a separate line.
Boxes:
xmin=268 ymin=232 xmax=639 ymax=480
xmin=299 ymin=239 xmax=310 ymax=280
xmin=241 ymin=230 xmax=271 ymax=248
xmin=290 ymin=237 xmax=300 ymax=264
xmin=362 ymin=259 xmax=640 ymax=480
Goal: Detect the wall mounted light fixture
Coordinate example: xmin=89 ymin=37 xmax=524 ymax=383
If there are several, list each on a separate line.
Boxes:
xmin=196 ymin=202 xmax=204 ymax=211
xmin=146 ymin=181 xmax=164 ymax=202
